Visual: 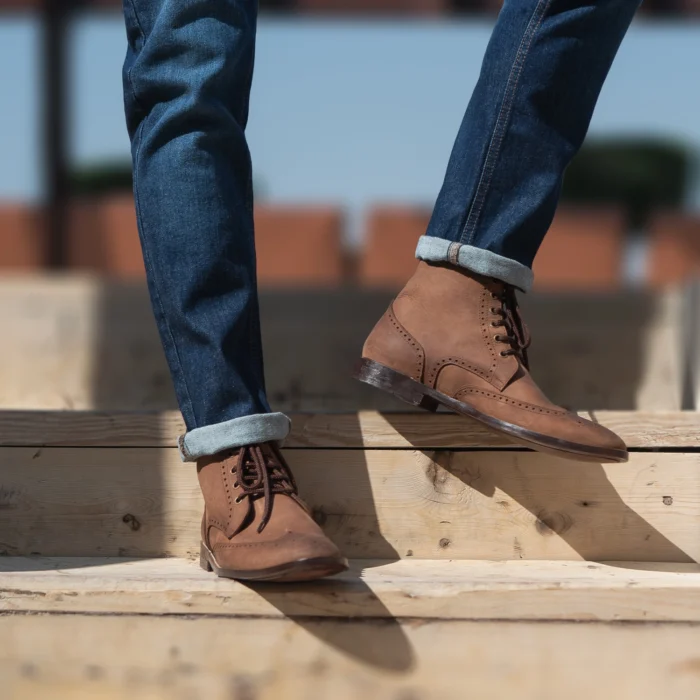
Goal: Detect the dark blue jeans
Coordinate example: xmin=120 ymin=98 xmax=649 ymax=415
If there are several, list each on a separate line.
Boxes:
xmin=418 ymin=0 xmax=642 ymax=291
xmin=121 ymin=0 xmax=639 ymax=460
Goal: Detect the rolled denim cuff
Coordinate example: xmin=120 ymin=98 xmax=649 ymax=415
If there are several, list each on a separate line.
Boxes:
xmin=415 ymin=236 xmax=534 ymax=292
xmin=178 ymin=412 xmax=291 ymax=462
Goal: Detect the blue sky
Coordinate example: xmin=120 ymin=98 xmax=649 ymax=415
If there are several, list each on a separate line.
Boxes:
xmin=1 ymin=16 xmax=699 ymax=240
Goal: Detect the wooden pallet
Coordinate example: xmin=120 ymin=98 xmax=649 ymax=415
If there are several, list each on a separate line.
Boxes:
xmin=2 ymin=407 xmax=700 ymax=699
xmin=3 ymin=557 xmax=700 ymax=622
xmin=0 ymin=276 xmax=689 ymax=412
xmin=4 ymin=615 xmax=700 ymax=700
xmin=1 ymin=412 xmax=699 ymax=563
xmin=2 ymin=410 xmax=700 ymax=699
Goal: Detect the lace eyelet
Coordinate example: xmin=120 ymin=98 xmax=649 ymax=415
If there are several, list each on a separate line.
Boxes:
xmin=233 ymin=481 xmax=239 ymax=489
xmin=235 ymin=495 xmax=244 ymax=504
xmin=491 ymin=321 xmax=499 ymax=327
xmin=494 ymin=335 xmax=503 ymax=342
xmin=500 ymin=351 xmax=508 ymax=357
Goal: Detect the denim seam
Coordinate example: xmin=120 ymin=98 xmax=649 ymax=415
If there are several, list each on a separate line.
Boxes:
xmin=459 ymin=0 xmax=553 ymax=246
xmin=132 ymin=115 xmax=199 ymax=429
xmin=123 ymin=0 xmax=147 ymax=114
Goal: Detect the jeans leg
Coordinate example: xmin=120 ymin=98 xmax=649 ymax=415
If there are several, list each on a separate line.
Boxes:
xmin=418 ymin=0 xmax=642 ymax=291
xmin=122 ymin=0 xmax=289 ymax=460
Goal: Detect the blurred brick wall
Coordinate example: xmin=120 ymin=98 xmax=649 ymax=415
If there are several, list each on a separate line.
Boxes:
xmin=67 ymin=199 xmax=347 ymax=287
xmin=360 ymin=205 xmax=629 ymax=292
xmin=254 ymin=206 xmax=344 ymax=287
xmin=533 ymin=208 xmax=626 ymax=291
xmin=0 ymin=199 xmax=346 ymax=287
xmin=359 ymin=206 xmax=429 ymax=288
xmin=68 ymin=195 xmax=145 ymax=277
xmin=641 ymin=0 xmax=700 ymax=15
xmin=0 ymin=204 xmax=48 ymax=269
xmin=4 ymin=198 xmax=700 ymax=291
xmin=647 ymin=212 xmax=700 ymax=288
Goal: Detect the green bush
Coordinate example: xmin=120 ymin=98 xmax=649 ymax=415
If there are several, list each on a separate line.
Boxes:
xmin=70 ymin=162 xmax=133 ymax=197
xmin=561 ymin=139 xmax=692 ymax=229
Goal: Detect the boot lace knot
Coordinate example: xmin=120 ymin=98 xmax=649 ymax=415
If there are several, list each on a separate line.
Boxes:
xmin=231 ymin=444 xmax=302 ymax=533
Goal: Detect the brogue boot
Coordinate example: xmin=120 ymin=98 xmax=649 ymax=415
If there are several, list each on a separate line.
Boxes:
xmin=198 ymin=442 xmax=348 ymax=582
xmin=355 ymin=262 xmax=628 ymax=463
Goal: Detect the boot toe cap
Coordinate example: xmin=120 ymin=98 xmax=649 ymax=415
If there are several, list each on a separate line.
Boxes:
xmin=212 ymin=530 xmax=347 ymax=578
xmin=571 ymin=416 xmax=628 ymax=459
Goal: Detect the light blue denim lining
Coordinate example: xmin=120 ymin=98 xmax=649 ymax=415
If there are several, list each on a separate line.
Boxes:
xmin=178 ymin=412 xmax=291 ymax=462
xmin=415 ymin=235 xmax=534 ymax=292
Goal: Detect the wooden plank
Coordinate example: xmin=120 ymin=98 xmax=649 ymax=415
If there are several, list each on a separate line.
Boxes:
xmin=522 ymin=288 xmax=685 ymax=411
xmin=3 ymin=557 xmax=700 ymax=622
xmin=0 ymin=410 xmax=698 ymax=449
xmin=283 ymin=410 xmax=700 ymax=449
xmin=683 ymin=279 xmax=700 ymax=410
xmin=3 ymin=615 xmax=700 ymax=700
xmin=0 ymin=276 xmax=177 ymax=412
xmin=1 ymin=447 xmax=699 ymax=561
xmin=0 ymin=276 xmax=687 ymax=412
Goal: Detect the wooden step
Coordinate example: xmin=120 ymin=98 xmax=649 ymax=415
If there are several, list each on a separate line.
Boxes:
xmin=0 ymin=409 xmax=697 ymax=448
xmin=3 ymin=412 xmax=699 ymax=700
xmin=1 ymin=411 xmax=699 ymax=562
xmin=2 ymin=557 xmax=700 ymax=623
xmin=4 ymin=614 xmax=700 ymax=700
xmin=0 ymin=277 xmax=688 ymax=412
xmin=4 ymin=557 xmax=700 ymax=699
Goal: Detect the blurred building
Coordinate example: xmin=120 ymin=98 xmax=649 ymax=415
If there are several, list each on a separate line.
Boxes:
xmin=1 ymin=0 xmax=700 ymax=290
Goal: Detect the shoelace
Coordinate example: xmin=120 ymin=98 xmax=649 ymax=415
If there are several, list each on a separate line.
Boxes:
xmin=231 ymin=444 xmax=302 ymax=533
xmin=489 ymin=285 xmax=531 ymax=369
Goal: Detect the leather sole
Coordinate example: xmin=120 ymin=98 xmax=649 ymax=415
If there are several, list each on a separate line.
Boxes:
xmin=200 ymin=542 xmax=349 ymax=583
xmin=354 ymin=358 xmax=628 ymax=464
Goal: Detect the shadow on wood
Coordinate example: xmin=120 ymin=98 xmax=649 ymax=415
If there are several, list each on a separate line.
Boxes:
xmin=246 ymin=411 xmax=411 ymax=671
xmin=382 ymin=414 xmax=696 ymax=565
xmin=0 ymin=282 xmax=685 ymax=412
xmin=246 ymin=578 xmax=415 ymax=673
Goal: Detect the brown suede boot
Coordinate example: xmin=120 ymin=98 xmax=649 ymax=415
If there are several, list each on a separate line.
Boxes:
xmin=355 ymin=262 xmax=628 ymax=463
xmin=198 ymin=442 xmax=348 ymax=582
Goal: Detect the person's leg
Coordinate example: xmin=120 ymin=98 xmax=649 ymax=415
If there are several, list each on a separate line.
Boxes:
xmin=122 ymin=0 xmax=285 ymax=460
xmin=358 ymin=0 xmax=641 ymax=462
xmin=122 ymin=0 xmax=345 ymax=581
xmin=418 ymin=0 xmax=642 ymax=292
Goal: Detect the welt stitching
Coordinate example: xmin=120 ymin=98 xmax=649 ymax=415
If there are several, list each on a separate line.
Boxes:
xmin=460 ymin=0 xmax=553 ymax=245
xmin=214 ymin=540 xmax=304 ymax=551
